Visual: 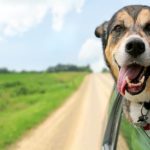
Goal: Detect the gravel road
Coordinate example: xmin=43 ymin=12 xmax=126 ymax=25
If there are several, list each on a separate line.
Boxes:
xmin=10 ymin=73 xmax=128 ymax=150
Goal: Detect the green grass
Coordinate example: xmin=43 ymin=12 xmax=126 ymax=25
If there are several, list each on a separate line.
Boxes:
xmin=0 ymin=72 xmax=87 ymax=150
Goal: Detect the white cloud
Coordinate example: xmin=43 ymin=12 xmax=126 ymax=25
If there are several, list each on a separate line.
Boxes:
xmin=0 ymin=3 xmax=48 ymax=37
xmin=49 ymin=0 xmax=85 ymax=31
xmin=90 ymin=60 xmax=106 ymax=73
xmin=0 ymin=0 xmax=85 ymax=38
xmin=75 ymin=0 xmax=85 ymax=13
xmin=78 ymin=38 xmax=106 ymax=72
xmin=50 ymin=1 xmax=70 ymax=32
xmin=79 ymin=38 xmax=100 ymax=61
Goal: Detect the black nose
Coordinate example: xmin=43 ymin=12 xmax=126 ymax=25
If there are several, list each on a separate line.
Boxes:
xmin=125 ymin=39 xmax=145 ymax=57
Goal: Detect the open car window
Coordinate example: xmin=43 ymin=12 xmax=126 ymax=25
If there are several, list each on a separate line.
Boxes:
xmin=117 ymin=114 xmax=150 ymax=150
xmin=103 ymin=86 xmax=150 ymax=150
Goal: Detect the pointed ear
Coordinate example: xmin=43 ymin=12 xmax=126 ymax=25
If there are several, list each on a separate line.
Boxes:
xmin=95 ymin=21 xmax=109 ymax=38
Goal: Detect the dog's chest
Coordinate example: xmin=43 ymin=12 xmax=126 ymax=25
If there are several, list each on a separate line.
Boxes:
xmin=123 ymin=99 xmax=150 ymax=136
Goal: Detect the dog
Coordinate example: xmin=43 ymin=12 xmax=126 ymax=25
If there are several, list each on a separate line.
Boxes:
xmin=95 ymin=5 xmax=150 ymax=130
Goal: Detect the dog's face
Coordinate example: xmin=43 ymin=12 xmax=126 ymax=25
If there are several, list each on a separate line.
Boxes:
xmin=95 ymin=5 xmax=150 ymax=102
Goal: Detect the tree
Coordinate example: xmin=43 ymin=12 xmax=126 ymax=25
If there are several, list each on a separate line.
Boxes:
xmin=0 ymin=68 xmax=9 ymax=73
xmin=46 ymin=64 xmax=92 ymax=73
xmin=101 ymin=68 xmax=109 ymax=73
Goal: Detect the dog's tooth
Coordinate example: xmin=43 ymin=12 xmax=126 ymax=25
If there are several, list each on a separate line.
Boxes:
xmin=139 ymin=68 xmax=147 ymax=78
xmin=128 ymin=82 xmax=142 ymax=87
xmin=129 ymin=83 xmax=137 ymax=87
xmin=126 ymin=76 xmax=131 ymax=84
xmin=128 ymin=83 xmax=133 ymax=87
xmin=128 ymin=83 xmax=131 ymax=87
xmin=136 ymin=82 xmax=142 ymax=86
xmin=140 ymin=76 xmax=145 ymax=84
xmin=128 ymin=83 xmax=132 ymax=87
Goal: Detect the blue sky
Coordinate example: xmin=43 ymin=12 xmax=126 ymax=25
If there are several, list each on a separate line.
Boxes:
xmin=0 ymin=0 xmax=150 ymax=72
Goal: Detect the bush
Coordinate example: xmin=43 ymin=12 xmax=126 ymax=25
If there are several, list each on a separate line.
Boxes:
xmin=0 ymin=68 xmax=9 ymax=73
xmin=15 ymin=86 xmax=30 ymax=96
xmin=0 ymin=81 xmax=22 ymax=88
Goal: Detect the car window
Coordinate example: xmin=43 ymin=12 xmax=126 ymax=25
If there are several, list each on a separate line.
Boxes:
xmin=104 ymin=87 xmax=150 ymax=150
xmin=117 ymin=115 xmax=150 ymax=150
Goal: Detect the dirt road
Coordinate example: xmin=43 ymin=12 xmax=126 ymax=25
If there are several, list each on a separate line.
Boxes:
xmin=10 ymin=73 xmax=126 ymax=150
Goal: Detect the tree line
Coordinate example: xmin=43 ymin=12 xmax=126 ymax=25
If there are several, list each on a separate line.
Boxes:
xmin=46 ymin=64 xmax=91 ymax=73
xmin=0 ymin=64 xmax=92 ymax=73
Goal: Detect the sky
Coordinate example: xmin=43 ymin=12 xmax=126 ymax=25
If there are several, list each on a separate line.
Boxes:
xmin=0 ymin=0 xmax=150 ymax=72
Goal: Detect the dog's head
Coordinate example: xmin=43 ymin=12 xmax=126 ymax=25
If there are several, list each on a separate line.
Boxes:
xmin=95 ymin=5 xmax=150 ymax=102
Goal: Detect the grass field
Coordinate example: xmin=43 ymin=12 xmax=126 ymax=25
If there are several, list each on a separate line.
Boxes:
xmin=0 ymin=72 xmax=87 ymax=150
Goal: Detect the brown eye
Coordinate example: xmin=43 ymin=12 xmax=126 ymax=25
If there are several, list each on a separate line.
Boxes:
xmin=113 ymin=25 xmax=125 ymax=33
xmin=144 ymin=23 xmax=150 ymax=35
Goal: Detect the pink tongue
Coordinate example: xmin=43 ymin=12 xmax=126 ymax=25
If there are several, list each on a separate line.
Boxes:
xmin=117 ymin=65 xmax=142 ymax=95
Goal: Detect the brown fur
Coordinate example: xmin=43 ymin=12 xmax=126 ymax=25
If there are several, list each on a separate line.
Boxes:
xmin=95 ymin=5 xmax=150 ymax=124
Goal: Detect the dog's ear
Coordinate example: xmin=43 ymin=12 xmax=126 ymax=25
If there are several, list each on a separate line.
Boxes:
xmin=95 ymin=21 xmax=109 ymax=38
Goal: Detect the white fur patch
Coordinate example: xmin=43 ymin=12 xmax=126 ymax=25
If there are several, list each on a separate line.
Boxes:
xmin=125 ymin=89 xmax=150 ymax=103
xmin=115 ymin=34 xmax=150 ymax=67
xmin=129 ymin=102 xmax=150 ymax=124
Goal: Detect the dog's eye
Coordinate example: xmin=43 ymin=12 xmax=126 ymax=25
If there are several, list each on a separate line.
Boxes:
xmin=112 ymin=25 xmax=124 ymax=33
xmin=144 ymin=23 xmax=150 ymax=34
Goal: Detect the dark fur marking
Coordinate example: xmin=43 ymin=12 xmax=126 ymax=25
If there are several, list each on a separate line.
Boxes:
xmin=144 ymin=102 xmax=150 ymax=110
xmin=124 ymin=5 xmax=144 ymax=20
xmin=111 ymin=28 xmax=126 ymax=45
xmin=95 ymin=22 xmax=109 ymax=49
xmin=108 ymin=5 xmax=150 ymax=35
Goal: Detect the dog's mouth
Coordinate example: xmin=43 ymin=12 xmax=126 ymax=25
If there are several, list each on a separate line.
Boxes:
xmin=117 ymin=64 xmax=150 ymax=95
